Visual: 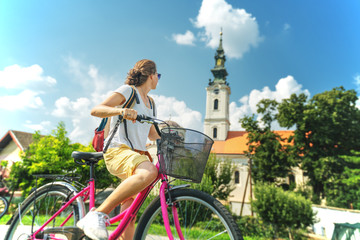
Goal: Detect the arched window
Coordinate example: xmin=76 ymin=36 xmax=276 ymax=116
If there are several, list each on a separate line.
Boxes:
xmin=213 ymin=128 xmax=217 ymax=139
xmin=234 ymin=171 xmax=240 ymax=184
xmin=214 ymin=99 xmax=219 ymax=110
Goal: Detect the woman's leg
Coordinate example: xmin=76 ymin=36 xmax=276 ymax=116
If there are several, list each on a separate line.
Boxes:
xmin=96 ymin=161 xmax=157 ymax=214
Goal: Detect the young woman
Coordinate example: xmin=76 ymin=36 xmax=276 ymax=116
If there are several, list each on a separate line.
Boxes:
xmin=77 ymin=59 xmax=161 ymax=240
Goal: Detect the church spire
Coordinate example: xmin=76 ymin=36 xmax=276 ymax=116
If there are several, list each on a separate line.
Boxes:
xmin=209 ymin=29 xmax=228 ymax=86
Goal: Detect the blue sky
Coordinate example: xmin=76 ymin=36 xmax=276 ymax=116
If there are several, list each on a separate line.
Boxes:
xmin=0 ymin=0 xmax=359 ymax=144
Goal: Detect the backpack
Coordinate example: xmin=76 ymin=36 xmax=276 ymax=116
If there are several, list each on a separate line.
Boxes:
xmin=92 ymin=85 xmax=156 ymax=153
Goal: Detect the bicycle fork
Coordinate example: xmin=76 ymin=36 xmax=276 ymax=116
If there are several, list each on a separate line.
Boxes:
xmin=159 ymin=181 xmax=185 ymax=240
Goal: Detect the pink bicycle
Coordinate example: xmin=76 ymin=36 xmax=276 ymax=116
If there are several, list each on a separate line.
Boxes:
xmin=5 ymin=115 xmax=243 ymax=240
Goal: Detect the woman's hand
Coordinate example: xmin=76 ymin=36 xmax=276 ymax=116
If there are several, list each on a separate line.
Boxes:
xmin=121 ymin=108 xmax=138 ymax=123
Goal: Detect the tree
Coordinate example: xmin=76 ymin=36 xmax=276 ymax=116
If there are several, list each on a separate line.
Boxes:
xmin=252 ymin=182 xmax=315 ymax=239
xmin=324 ymin=152 xmax=360 ymax=209
xmin=240 ymin=99 xmax=295 ymax=183
xmin=8 ymin=122 xmax=120 ymax=196
xmin=277 ymin=87 xmax=360 ymax=201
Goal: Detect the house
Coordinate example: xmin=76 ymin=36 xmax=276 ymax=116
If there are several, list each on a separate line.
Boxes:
xmin=0 ymin=130 xmax=36 ymax=177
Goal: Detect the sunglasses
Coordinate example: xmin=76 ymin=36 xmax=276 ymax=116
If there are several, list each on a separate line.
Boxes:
xmin=157 ymin=73 xmax=161 ymax=80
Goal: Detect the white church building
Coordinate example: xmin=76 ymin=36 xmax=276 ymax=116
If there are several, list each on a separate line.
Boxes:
xmin=203 ymin=32 xmax=303 ymax=216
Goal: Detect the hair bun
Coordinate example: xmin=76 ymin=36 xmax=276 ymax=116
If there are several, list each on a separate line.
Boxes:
xmin=125 ymin=59 xmax=156 ymax=87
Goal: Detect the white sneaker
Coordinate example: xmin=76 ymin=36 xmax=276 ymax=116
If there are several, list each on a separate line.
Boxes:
xmin=77 ymin=208 xmax=110 ymax=240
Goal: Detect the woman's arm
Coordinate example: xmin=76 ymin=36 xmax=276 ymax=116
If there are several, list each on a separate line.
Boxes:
xmin=90 ymin=92 xmax=138 ymax=121
xmin=148 ymin=125 xmax=161 ymax=141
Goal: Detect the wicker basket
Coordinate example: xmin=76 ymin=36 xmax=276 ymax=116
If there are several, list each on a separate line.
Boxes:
xmin=158 ymin=128 xmax=214 ymax=183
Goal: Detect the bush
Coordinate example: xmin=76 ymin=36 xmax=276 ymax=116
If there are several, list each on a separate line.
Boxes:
xmin=251 ymin=182 xmax=315 ymax=239
xmin=235 ymin=215 xmax=273 ymax=239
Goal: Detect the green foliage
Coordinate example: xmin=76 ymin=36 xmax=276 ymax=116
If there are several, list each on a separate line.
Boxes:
xmin=203 ymin=153 xmax=234 ymax=200
xmin=236 ymin=215 xmax=309 ymax=240
xmin=240 ymin=99 xmax=296 ymax=183
xmin=174 ymin=153 xmax=234 ymax=200
xmin=277 ymin=87 xmax=360 ymax=200
xmin=324 ymin=152 xmax=360 ymax=209
xmin=8 ymin=122 xmax=120 ymax=196
xmin=0 ymin=160 xmax=8 ymax=168
xmin=251 ymin=183 xmax=315 ymax=238
xmin=136 ymin=192 xmax=157 ymax=222
xmin=236 ymin=215 xmax=274 ymax=239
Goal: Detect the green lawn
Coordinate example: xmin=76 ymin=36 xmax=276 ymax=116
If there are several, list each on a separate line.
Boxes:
xmin=0 ymin=215 xmax=267 ymax=240
xmin=0 ymin=215 xmax=11 ymax=224
xmin=0 ymin=214 xmax=75 ymax=225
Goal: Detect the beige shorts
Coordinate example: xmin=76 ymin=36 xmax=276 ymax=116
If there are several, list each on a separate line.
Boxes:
xmin=103 ymin=145 xmax=151 ymax=180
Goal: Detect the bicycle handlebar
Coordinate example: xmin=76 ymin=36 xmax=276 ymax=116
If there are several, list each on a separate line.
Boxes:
xmin=136 ymin=114 xmax=165 ymax=137
xmin=136 ymin=114 xmax=153 ymax=122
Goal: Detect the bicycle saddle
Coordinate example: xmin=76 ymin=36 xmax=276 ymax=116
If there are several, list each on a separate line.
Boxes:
xmin=72 ymin=151 xmax=103 ymax=165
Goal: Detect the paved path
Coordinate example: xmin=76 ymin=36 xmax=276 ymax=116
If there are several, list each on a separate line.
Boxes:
xmin=0 ymin=225 xmax=9 ymax=240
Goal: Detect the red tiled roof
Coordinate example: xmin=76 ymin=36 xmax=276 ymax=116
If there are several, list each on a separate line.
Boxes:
xmin=212 ymin=130 xmax=294 ymax=155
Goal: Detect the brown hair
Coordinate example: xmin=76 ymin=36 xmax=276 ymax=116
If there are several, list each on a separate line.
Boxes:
xmin=125 ymin=59 xmax=156 ymax=86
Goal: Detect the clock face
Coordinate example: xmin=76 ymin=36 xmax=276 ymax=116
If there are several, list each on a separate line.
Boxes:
xmin=214 ymin=89 xmax=219 ymax=94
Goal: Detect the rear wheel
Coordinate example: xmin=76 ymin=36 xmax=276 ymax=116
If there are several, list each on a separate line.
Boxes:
xmin=135 ymin=188 xmax=243 ymax=240
xmin=5 ymin=184 xmax=82 ymax=240
xmin=0 ymin=195 xmax=9 ymax=218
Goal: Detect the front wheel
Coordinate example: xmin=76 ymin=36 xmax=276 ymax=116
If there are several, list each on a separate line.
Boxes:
xmin=5 ymin=184 xmax=83 ymax=240
xmin=135 ymin=188 xmax=243 ymax=240
xmin=0 ymin=195 xmax=9 ymax=218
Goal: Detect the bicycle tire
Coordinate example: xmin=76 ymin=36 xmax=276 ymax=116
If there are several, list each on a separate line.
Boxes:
xmin=135 ymin=188 xmax=243 ymax=240
xmin=5 ymin=184 xmax=84 ymax=240
xmin=0 ymin=195 xmax=9 ymax=218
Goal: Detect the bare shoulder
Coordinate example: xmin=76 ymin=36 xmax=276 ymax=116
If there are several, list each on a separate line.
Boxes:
xmin=102 ymin=92 xmax=126 ymax=107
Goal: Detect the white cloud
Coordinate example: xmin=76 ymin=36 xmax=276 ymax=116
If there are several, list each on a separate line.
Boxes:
xmin=354 ymin=73 xmax=360 ymax=90
xmin=0 ymin=64 xmax=56 ymax=112
xmin=283 ymin=23 xmax=291 ymax=31
xmin=192 ymin=0 xmax=263 ymax=59
xmin=24 ymin=120 xmax=52 ymax=133
xmin=0 ymin=64 xmax=56 ymax=89
xmin=354 ymin=74 xmax=360 ymax=109
xmin=172 ymin=31 xmax=196 ymax=46
xmin=0 ymin=89 xmax=44 ymax=110
xmin=52 ymin=58 xmax=121 ymax=144
xmin=52 ymin=97 xmax=92 ymax=118
xmin=152 ymin=95 xmax=203 ymax=132
xmin=52 ymin=96 xmax=94 ymax=144
xmin=229 ymin=76 xmax=310 ymax=130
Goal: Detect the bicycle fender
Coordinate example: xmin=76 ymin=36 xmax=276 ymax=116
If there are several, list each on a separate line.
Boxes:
xmin=36 ymin=181 xmax=86 ymax=218
xmin=168 ymin=184 xmax=190 ymax=192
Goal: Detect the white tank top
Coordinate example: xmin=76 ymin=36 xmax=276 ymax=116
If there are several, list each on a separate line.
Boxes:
xmin=104 ymin=84 xmax=156 ymax=151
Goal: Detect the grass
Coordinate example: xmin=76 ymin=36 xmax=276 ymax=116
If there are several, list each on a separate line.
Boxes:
xmin=0 ymin=214 xmax=75 ymax=225
xmin=0 ymin=215 xmax=269 ymax=240
xmin=0 ymin=214 xmax=11 ymax=224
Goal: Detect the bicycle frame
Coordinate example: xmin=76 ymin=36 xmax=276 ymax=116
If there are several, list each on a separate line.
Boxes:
xmin=30 ymin=152 xmax=185 ymax=240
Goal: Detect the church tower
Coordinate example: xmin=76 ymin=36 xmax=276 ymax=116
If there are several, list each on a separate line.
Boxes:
xmin=204 ymin=31 xmax=231 ymax=140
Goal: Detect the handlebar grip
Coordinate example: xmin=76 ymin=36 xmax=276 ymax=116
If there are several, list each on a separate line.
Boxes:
xmin=136 ymin=114 xmax=152 ymax=122
xmin=136 ymin=114 xmax=145 ymax=121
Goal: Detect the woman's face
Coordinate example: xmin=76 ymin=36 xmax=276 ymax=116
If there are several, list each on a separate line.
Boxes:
xmin=150 ymin=72 xmax=160 ymax=90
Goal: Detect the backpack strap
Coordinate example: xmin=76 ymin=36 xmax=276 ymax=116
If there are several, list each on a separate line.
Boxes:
xmin=147 ymin=96 xmax=156 ymax=117
xmin=104 ymin=85 xmax=138 ymax=152
xmin=147 ymin=96 xmax=161 ymax=137
xmin=122 ymin=85 xmax=139 ymax=111
xmin=103 ymin=115 xmax=121 ymax=153
xmin=121 ymin=85 xmax=139 ymax=150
